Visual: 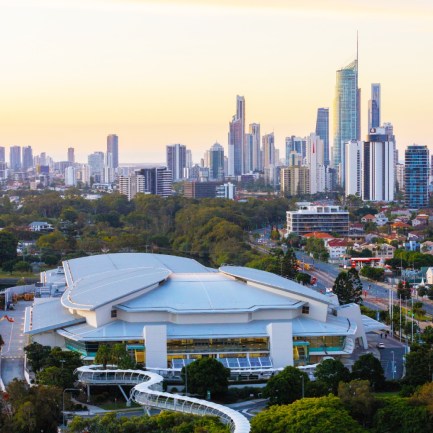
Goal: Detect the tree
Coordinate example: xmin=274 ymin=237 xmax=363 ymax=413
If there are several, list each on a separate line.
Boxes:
xmin=24 ymin=342 xmax=51 ymax=372
xmin=338 ymin=380 xmax=377 ymax=427
xmin=182 ymin=357 xmax=230 ymax=399
xmin=397 ymin=282 xmax=411 ymax=300
xmin=0 ymin=231 xmax=18 ymax=266
xmin=95 ymin=344 xmax=112 ymax=369
xmin=111 ymin=343 xmax=135 ymax=369
xmin=360 ymin=266 xmax=384 ymax=281
xmin=305 ymin=238 xmax=329 ymax=262
xmin=13 ymin=261 xmax=32 ymax=273
xmin=351 ymin=353 xmax=386 ymax=391
xmin=332 ymin=269 xmax=362 ymax=305
xmin=404 ymin=344 xmax=433 ymax=386
xmin=281 ymin=248 xmax=298 ymax=279
xmin=373 ymin=396 xmax=432 ymax=433
xmin=263 ymin=366 xmax=309 ymax=405
xmin=410 ymin=382 xmax=433 ymax=415
xmin=251 ymin=395 xmax=364 ymax=433
xmin=314 ymin=358 xmax=350 ymax=394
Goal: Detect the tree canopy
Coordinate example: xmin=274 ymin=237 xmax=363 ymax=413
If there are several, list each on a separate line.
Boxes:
xmin=314 ymin=358 xmax=351 ymax=394
xmin=351 ymin=353 xmax=385 ymax=391
xmin=332 ymin=268 xmax=363 ymax=305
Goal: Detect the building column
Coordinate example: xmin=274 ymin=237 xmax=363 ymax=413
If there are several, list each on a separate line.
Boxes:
xmin=266 ymin=322 xmax=294 ymax=368
xmin=143 ymin=325 xmax=167 ymax=369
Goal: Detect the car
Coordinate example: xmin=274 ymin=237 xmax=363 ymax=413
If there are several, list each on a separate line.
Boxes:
xmin=376 ymin=342 xmax=385 ymax=349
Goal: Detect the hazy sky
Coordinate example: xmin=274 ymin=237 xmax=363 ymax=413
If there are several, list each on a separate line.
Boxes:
xmin=1 ymin=0 xmax=432 ymax=163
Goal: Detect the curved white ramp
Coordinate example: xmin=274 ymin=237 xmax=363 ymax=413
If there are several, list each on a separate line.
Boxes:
xmin=76 ymin=366 xmax=250 ymax=433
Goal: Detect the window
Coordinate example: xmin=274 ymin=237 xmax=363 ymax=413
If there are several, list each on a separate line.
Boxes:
xmin=302 ymin=305 xmax=310 ymax=314
xmin=111 ymin=310 xmax=117 ymax=318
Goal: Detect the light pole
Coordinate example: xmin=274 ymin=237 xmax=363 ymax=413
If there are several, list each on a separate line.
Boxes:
xmin=62 ymin=388 xmax=80 ymax=430
xmin=391 ymin=351 xmax=395 ymax=380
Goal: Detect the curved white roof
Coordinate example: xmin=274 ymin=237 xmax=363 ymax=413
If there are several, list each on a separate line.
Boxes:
xmin=219 ymin=266 xmax=333 ymax=304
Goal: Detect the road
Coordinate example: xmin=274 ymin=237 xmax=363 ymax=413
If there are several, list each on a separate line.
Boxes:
xmin=0 ymin=300 xmax=30 ymax=385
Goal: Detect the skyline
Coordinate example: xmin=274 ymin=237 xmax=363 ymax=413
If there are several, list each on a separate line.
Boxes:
xmin=1 ymin=0 xmax=433 ymax=163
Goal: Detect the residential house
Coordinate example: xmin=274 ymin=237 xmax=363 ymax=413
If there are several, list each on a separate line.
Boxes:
xmin=29 ymin=221 xmax=54 ymax=232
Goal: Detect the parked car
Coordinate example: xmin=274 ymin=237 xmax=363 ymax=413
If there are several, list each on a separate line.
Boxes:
xmin=376 ymin=342 xmax=385 ymax=349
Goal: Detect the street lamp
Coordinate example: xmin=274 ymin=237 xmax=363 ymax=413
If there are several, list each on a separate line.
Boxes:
xmin=391 ymin=351 xmax=395 ymax=380
xmin=62 ymin=388 xmax=80 ymax=430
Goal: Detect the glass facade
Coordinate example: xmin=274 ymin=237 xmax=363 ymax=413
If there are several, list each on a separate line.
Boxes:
xmin=315 ymin=108 xmax=329 ymax=166
xmin=405 ymin=145 xmax=429 ymax=209
xmin=333 ymin=60 xmax=360 ymax=184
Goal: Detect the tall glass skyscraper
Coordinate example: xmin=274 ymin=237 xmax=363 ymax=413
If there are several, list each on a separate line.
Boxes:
xmin=228 ymin=95 xmax=245 ymax=176
xmin=368 ymin=83 xmax=381 ymax=130
xmin=315 ymin=108 xmax=329 ymax=166
xmin=107 ymin=134 xmax=119 ymax=169
xmin=333 ymin=59 xmax=360 ymax=185
xmin=405 ymin=145 xmax=429 ymax=209
xmin=209 ymin=142 xmax=225 ymax=180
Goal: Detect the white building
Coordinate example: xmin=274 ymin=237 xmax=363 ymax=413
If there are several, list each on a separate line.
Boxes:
xmin=286 ymin=204 xmax=349 ymax=236
xmin=345 ymin=140 xmax=363 ymax=197
xmin=64 ymin=166 xmax=76 ymax=187
xmin=24 ymin=253 xmax=384 ymax=374
xmin=216 ymin=182 xmax=236 ymax=200
xmin=118 ymin=173 xmax=146 ymax=201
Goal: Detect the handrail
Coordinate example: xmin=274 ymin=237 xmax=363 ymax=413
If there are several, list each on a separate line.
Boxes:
xmin=76 ymin=365 xmax=250 ymax=433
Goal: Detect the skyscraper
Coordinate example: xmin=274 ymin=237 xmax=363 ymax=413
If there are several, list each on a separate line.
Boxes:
xmin=405 ymin=145 xmax=429 ymax=209
xmin=22 ymin=146 xmax=33 ymax=171
xmin=9 ymin=146 xmax=21 ymax=171
xmin=315 ymin=108 xmax=329 ymax=166
xmin=68 ymin=147 xmax=75 ymax=163
xmin=88 ymin=151 xmax=105 ymax=183
xmin=209 ymin=142 xmax=224 ymax=180
xmin=0 ymin=147 xmax=5 ymax=163
xmin=228 ymin=95 xmax=245 ymax=176
xmin=363 ymin=128 xmax=395 ymax=202
xmin=262 ymin=133 xmax=275 ymax=169
xmin=139 ymin=167 xmax=173 ymax=197
xmin=249 ymin=123 xmax=261 ymax=171
xmin=333 ymin=56 xmax=360 ymax=185
xmin=107 ymin=134 xmax=119 ymax=169
xmin=368 ymin=83 xmax=381 ymax=130
xmin=166 ymin=144 xmax=187 ymax=181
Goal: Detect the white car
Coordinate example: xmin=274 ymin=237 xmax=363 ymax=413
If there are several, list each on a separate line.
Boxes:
xmin=376 ymin=342 xmax=385 ymax=349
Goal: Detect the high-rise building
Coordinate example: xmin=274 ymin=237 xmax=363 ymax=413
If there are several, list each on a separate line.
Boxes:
xmin=65 ymin=166 xmax=77 ymax=187
xmin=396 ymin=164 xmax=405 ymax=193
xmin=306 ymin=133 xmax=326 ymax=194
xmin=345 ymin=140 xmax=363 ymax=197
xmin=9 ymin=146 xmax=21 ymax=171
xmin=22 ymin=146 xmax=33 ymax=171
xmin=333 ymin=57 xmax=360 ymax=185
xmin=363 ymin=127 xmax=395 ymax=202
xmin=405 ymin=145 xmax=429 ymax=209
xmin=186 ymin=149 xmax=193 ymax=169
xmin=118 ymin=172 xmax=146 ymax=201
xmin=368 ymin=83 xmax=381 ymax=130
xmin=249 ymin=123 xmax=261 ymax=171
xmin=166 ymin=144 xmax=186 ymax=182
xmin=0 ymin=147 xmax=5 ymax=163
xmin=228 ymin=95 xmax=245 ymax=176
xmin=315 ymin=108 xmax=329 ymax=166
xmin=68 ymin=147 xmax=75 ymax=163
xmin=280 ymin=166 xmax=310 ymax=196
xmin=139 ymin=167 xmax=173 ymax=197
xmin=88 ymin=151 xmax=105 ymax=183
xmin=285 ymin=136 xmax=306 ymax=164
xmin=262 ymin=133 xmax=275 ymax=169
xmin=209 ymin=142 xmax=224 ymax=180
xmin=107 ymin=134 xmax=119 ymax=169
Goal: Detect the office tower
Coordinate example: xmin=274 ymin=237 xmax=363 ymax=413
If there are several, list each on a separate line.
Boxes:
xmin=209 ymin=142 xmax=224 ymax=180
xmin=345 ymin=140 xmax=363 ymax=197
xmin=118 ymin=172 xmax=145 ymax=201
xmin=396 ymin=164 xmax=405 ymax=192
xmin=228 ymin=95 xmax=245 ymax=176
xmin=249 ymin=123 xmax=261 ymax=171
xmin=285 ymin=136 xmax=306 ymax=164
xmin=0 ymin=147 xmax=5 ymax=163
xmin=88 ymin=151 xmax=105 ymax=183
xmin=405 ymin=145 xmax=429 ymax=209
xmin=166 ymin=143 xmax=186 ymax=182
xmin=184 ymin=181 xmax=222 ymax=199
xmin=216 ymin=182 xmax=236 ymax=200
xmin=363 ymin=128 xmax=395 ymax=202
xmin=65 ymin=166 xmax=77 ymax=187
xmin=333 ymin=56 xmax=360 ymax=185
xmin=244 ymin=133 xmax=253 ymax=173
xmin=306 ymin=133 xmax=326 ymax=194
xmin=79 ymin=164 xmax=91 ymax=185
xmin=107 ymin=134 xmax=119 ymax=169
xmin=280 ymin=166 xmax=310 ymax=196
xmin=22 ymin=146 xmax=33 ymax=171
xmin=9 ymin=146 xmax=21 ymax=171
xmin=287 ymin=151 xmax=302 ymax=167
xmin=67 ymin=147 xmax=75 ymax=163
xmin=262 ymin=132 xmax=275 ymax=169
xmin=186 ymin=149 xmax=193 ymax=169
xmin=368 ymin=83 xmax=381 ymax=130
xmin=315 ymin=108 xmax=329 ymax=166
xmin=139 ymin=167 xmax=172 ymax=197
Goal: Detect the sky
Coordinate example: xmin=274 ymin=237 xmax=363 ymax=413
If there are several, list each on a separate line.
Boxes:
xmin=1 ymin=0 xmax=432 ymax=164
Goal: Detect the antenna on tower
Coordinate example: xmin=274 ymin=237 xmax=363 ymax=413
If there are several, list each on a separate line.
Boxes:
xmin=356 ymin=30 xmax=359 ymax=66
